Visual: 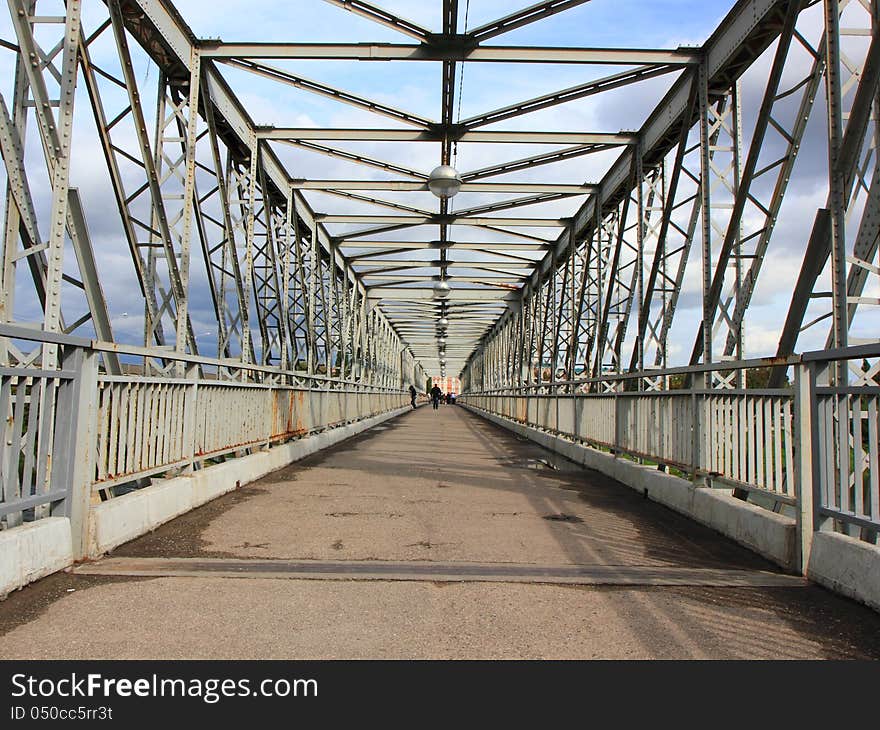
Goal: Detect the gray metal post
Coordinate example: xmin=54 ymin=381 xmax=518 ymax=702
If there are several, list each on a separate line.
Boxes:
xmin=51 ymin=346 xmax=99 ymax=560
xmin=794 ymin=361 xmax=822 ymax=575
xmin=182 ymin=361 xmax=199 ymax=472
xmin=690 ymin=387 xmax=701 ymax=484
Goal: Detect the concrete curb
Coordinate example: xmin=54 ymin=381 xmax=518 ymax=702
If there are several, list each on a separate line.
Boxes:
xmin=463 ymin=404 xmax=797 ymax=571
xmin=808 ymin=531 xmax=880 ymax=612
xmin=0 ymin=518 xmax=74 ymax=599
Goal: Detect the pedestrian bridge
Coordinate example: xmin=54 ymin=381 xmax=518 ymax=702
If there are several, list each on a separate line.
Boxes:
xmin=1 ymin=0 xmax=880 ymax=658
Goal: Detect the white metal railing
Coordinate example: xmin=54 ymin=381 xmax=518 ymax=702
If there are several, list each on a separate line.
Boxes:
xmin=812 ymin=383 xmax=880 ymax=535
xmin=461 ymin=344 xmax=880 ymax=569
xmin=0 ymin=363 xmax=73 ymax=527
xmin=92 ymin=376 xmax=406 ymax=489
xmin=462 ymin=389 xmax=796 ymax=502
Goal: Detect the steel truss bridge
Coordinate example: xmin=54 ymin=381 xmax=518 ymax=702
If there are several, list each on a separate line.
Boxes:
xmin=0 ymin=0 xmax=879 ymax=617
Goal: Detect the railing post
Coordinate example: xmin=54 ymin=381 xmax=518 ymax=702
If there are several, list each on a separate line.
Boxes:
xmin=51 ymin=346 xmax=99 ymax=560
xmin=182 ymin=362 xmax=199 ymax=470
xmin=794 ymin=360 xmax=821 ymax=575
xmin=690 ymin=387 xmax=702 ymax=484
xmin=554 ymin=385 xmax=559 ymax=436
xmin=613 ymin=391 xmax=620 ymax=457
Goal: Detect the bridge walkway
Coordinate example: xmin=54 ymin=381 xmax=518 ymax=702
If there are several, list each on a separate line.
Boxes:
xmin=1 ymin=406 xmax=879 ymax=659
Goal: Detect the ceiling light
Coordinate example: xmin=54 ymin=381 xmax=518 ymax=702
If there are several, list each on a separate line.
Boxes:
xmin=427 ymin=165 xmax=462 ymax=199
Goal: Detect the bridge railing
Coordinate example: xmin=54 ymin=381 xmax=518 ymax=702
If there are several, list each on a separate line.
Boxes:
xmin=461 ymin=344 xmax=880 ymax=564
xmin=0 ymin=361 xmax=75 ymax=529
xmin=801 ymin=347 xmax=880 ymax=541
xmin=0 ymin=324 xmax=407 ymax=545
xmin=477 ymin=386 xmax=797 ymax=501
xmin=91 ymin=374 xmax=404 ymax=492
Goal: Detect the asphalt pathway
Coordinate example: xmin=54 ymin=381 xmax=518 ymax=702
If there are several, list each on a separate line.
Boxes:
xmin=2 ymin=405 xmax=879 ymax=659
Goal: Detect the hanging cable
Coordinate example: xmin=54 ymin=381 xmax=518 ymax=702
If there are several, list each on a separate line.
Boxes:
xmin=453 ymin=0 xmax=470 ymax=168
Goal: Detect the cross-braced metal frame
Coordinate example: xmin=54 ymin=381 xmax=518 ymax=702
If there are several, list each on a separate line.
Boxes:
xmin=461 ymin=0 xmax=879 ymax=397
xmin=0 ymin=0 xmax=425 ymax=392
xmin=0 ymin=0 xmax=877 ymax=394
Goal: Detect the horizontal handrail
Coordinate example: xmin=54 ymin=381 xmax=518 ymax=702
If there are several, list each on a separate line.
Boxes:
xmin=0 ymin=323 xmax=406 ymax=393
xmin=464 ymin=342 xmax=880 ymax=394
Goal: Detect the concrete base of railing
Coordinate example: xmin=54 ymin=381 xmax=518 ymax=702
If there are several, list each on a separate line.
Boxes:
xmin=808 ymin=531 xmax=880 ymax=612
xmin=0 ymin=518 xmax=73 ymax=599
xmin=0 ymin=406 xmax=411 ymax=599
xmin=463 ymin=404 xmax=798 ymax=571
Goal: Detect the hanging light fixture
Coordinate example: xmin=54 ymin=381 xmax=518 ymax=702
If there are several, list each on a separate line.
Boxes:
xmin=433 ymin=280 xmax=451 ymax=299
xmin=427 ymin=165 xmax=462 ymax=199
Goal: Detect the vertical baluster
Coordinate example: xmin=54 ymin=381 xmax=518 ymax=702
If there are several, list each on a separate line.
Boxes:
xmin=868 ymin=397 xmax=879 ymax=522
xmin=852 ymin=396 xmax=864 ymax=518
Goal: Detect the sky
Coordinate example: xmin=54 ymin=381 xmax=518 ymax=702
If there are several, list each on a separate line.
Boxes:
xmin=0 ymin=0 xmax=877 ymax=377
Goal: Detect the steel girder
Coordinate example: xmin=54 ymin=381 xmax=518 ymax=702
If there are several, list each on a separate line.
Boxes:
xmin=190 ymin=1 xmax=704 ymax=371
xmin=0 ymin=0 xmax=419 ymax=392
xmin=0 ymin=0 xmax=119 ymax=372
xmin=464 ymin=0 xmax=878 ymax=398
xmin=2 ymin=0 xmax=878 ymax=397
xmin=200 ymin=44 xmax=701 ymax=66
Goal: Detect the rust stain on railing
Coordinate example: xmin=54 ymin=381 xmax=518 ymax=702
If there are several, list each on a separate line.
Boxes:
xmin=294 ymin=390 xmax=307 ymax=435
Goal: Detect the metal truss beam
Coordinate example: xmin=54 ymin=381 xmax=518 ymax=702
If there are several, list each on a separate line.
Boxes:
xmin=461 ymin=143 xmax=629 ymax=182
xmin=462 ymin=66 xmax=679 ymax=129
xmin=223 ymin=59 xmax=434 ymax=128
xmin=260 ymin=128 xmax=629 ymax=145
xmin=343 ymin=240 xmax=549 ymax=252
xmin=291 ymin=180 xmax=595 ymax=194
xmin=366 ymin=288 xmax=518 ymax=301
xmin=321 ymin=0 xmax=432 ymax=42
xmin=453 ymin=193 xmax=580 ymax=217
xmin=465 ymin=0 xmax=593 ymax=43
xmin=0 ymin=0 xmax=119 ymax=374
xmin=200 ymin=43 xmax=700 ymax=66
xmin=273 ymin=138 xmax=428 ymax=180
xmin=317 ymin=189 xmax=435 ymax=217
xmin=355 ymin=260 xmax=534 ymax=269
xmin=99 ymin=0 xmax=417 ymax=386
xmin=9 ymin=0 xmax=876 ymax=397
xmin=318 ymin=215 xmax=567 ymax=227
xmin=464 ymin=0 xmax=818 ymax=388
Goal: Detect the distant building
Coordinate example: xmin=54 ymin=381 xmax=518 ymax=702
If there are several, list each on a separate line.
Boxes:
xmin=431 ymin=376 xmax=461 ymax=395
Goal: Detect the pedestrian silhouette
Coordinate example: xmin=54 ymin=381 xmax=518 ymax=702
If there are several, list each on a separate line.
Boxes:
xmin=430 ymin=384 xmax=442 ymax=410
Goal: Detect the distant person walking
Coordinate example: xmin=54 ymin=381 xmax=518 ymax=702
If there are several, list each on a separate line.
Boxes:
xmin=408 ymin=384 xmax=417 ymax=409
xmin=430 ymin=384 xmax=442 ymax=410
